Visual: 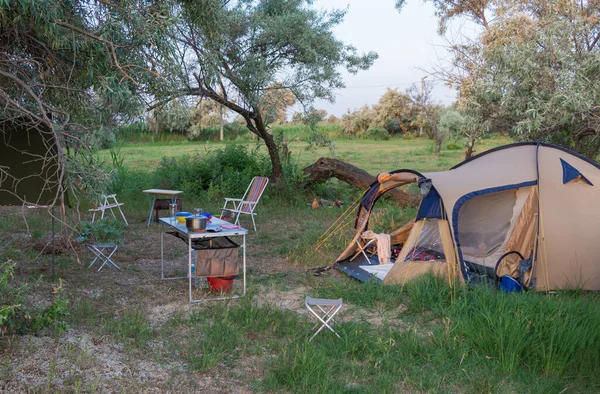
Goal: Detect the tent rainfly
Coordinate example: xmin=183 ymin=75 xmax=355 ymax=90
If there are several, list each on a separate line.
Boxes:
xmin=334 ymin=142 xmax=600 ymax=292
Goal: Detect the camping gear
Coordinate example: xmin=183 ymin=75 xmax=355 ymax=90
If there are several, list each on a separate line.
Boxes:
xmin=305 ymin=296 xmax=343 ymax=341
xmin=221 ymin=176 xmax=269 ymax=231
xmin=153 ymin=198 xmax=183 ymax=222
xmin=142 ymin=189 xmax=183 ymax=226
xmin=186 ymin=215 xmax=207 ymax=232
xmin=207 ymin=276 xmax=235 ymax=292
xmin=86 ymin=243 xmax=119 ymax=272
xmin=334 ymin=142 xmax=600 ymax=292
xmin=500 ymin=276 xmax=522 ymax=293
xmin=89 ymin=194 xmax=128 ymax=225
xmin=160 ymin=217 xmax=248 ymax=303
xmin=175 ymin=211 xmax=192 ymax=223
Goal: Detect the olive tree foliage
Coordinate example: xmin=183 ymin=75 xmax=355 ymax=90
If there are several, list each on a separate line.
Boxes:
xmin=259 ymin=83 xmax=296 ymax=125
xmin=156 ymin=0 xmax=377 ymax=183
xmin=148 ymin=98 xmax=193 ymax=135
xmin=372 ymin=89 xmax=412 ymax=134
xmin=425 ymin=0 xmax=600 ymax=158
xmin=0 ymin=0 xmax=165 ymax=216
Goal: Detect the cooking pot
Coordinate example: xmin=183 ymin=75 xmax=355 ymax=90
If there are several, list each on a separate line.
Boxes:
xmin=186 ymin=215 xmax=207 ymax=232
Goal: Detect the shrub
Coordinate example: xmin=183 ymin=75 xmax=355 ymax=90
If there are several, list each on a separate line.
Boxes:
xmin=187 ymin=123 xmax=249 ymax=141
xmin=385 ymin=118 xmax=404 ymax=134
xmin=364 ymin=126 xmax=390 ymax=140
xmin=152 ymin=144 xmax=271 ymax=198
xmin=0 ymin=261 xmax=69 ymax=336
xmin=78 ymin=218 xmax=125 ymax=244
xmin=446 ymin=141 xmax=463 ymax=150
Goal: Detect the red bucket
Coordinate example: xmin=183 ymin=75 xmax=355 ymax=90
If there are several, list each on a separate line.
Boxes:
xmin=207 ymin=276 xmax=235 ymax=292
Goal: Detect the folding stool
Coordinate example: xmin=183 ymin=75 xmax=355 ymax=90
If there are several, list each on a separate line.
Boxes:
xmin=86 ymin=243 xmax=120 ymax=271
xmin=349 ymin=237 xmax=377 ymax=264
xmin=305 ymin=296 xmax=343 ymax=341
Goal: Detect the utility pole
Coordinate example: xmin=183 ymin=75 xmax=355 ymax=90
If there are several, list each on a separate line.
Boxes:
xmin=419 ymin=75 xmax=428 ymax=136
xmin=219 ymin=85 xmax=224 ymax=141
xmin=219 ymin=104 xmax=224 ymax=141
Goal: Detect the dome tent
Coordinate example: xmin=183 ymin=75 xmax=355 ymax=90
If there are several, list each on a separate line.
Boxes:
xmin=334 ymin=142 xmax=600 ymax=292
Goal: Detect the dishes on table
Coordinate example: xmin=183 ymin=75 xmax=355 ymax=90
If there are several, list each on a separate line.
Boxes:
xmin=186 ymin=215 xmax=207 ymax=231
xmin=175 ymin=211 xmax=192 ymax=223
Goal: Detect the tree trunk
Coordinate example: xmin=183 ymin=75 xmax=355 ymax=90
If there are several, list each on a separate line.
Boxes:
xmin=253 ymin=114 xmax=284 ymax=184
xmin=465 ymin=137 xmax=476 ymax=159
xmin=303 ymin=158 xmax=418 ymax=207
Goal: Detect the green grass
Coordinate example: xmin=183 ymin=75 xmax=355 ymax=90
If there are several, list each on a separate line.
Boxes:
xmin=4 ymin=132 xmax=600 ymax=392
xmin=150 ymin=278 xmax=600 ymax=393
xmin=99 ymin=133 xmax=512 ymax=175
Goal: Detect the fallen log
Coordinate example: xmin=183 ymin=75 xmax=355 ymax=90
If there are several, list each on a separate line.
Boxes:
xmin=302 ymin=157 xmax=418 ymax=207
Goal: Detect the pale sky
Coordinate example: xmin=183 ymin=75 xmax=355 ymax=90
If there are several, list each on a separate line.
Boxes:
xmin=307 ymin=0 xmax=457 ymax=117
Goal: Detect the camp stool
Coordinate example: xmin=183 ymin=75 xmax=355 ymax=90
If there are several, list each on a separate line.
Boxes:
xmin=305 ymin=296 xmax=343 ymax=341
xmin=349 ymin=237 xmax=377 ymax=264
xmin=86 ymin=243 xmax=120 ymax=272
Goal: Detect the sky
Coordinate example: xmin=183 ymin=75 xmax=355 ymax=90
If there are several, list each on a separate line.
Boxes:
xmin=306 ymin=0 xmax=457 ymax=117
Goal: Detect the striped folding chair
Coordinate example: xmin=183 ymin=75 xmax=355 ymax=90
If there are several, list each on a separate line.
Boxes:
xmin=220 ymin=176 xmax=269 ymax=231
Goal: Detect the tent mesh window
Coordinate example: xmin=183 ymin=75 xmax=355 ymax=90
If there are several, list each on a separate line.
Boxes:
xmin=404 ymin=219 xmax=446 ymax=262
xmin=458 ymin=189 xmax=516 ymax=258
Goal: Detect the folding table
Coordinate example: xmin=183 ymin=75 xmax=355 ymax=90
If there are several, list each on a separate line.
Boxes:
xmin=159 ymin=217 xmax=248 ymax=303
xmin=142 ymin=189 xmax=183 ymax=226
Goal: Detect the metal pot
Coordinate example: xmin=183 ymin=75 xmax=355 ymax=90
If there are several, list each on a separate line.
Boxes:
xmin=186 ymin=215 xmax=207 ymax=232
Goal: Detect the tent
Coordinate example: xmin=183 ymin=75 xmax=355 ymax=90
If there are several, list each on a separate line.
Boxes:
xmin=335 ymin=142 xmax=600 ymax=292
xmin=0 ymin=120 xmax=60 ymax=206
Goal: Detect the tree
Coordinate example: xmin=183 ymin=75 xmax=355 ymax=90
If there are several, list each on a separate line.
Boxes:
xmin=425 ymin=0 xmax=600 ymax=158
xmin=157 ymin=0 xmax=377 ymax=183
xmin=148 ymin=99 xmax=193 ymax=134
xmin=373 ymin=89 xmax=412 ymax=133
xmin=341 ymin=106 xmax=377 ymax=136
xmin=259 ymin=83 xmax=296 ymax=125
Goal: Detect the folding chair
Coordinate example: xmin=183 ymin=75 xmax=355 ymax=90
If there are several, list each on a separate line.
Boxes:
xmin=305 ymin=296 xmax=343 ymax=341
xmin=89 ymin=194 xmax=128 ymax=225
xmin=220 ymin=176 xmax=269 ymax=231
xmin=86 ymin=243 xmax=120 ymax=271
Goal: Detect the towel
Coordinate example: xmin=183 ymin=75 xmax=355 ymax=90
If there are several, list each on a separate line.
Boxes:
xmin=361 ymin=231 xmax=391 ymax=264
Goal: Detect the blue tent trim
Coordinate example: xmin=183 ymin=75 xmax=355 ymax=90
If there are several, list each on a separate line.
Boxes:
xmin=560 ymin=158 xmax=593 ymax=186
xmin=416 ymin=186 xmax=444 ymax=220
xmin=451 ymin=181 xmax=537 ymax=281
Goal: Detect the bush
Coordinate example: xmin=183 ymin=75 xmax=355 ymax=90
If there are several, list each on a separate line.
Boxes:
xmin=78 ymin=218 xmax=125 ymax=244
xmin=446 ymin=142 xmax=463 ymax=150
xmin=0 ymin=261 xmax=69 ymax=336
xmin=152 ymin=144 xmax=271 ymax=198
xmin=364 ymin=126 xmax=390 ymax=140
xmin=385 ymin=118 xmax=404 ymax=134
xmin=187 ymin=123 xmax=249 ymax=141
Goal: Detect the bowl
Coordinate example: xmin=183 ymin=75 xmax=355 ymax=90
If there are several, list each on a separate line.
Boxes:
xmin=175 ymin=211 xmax=192 ymax=223
xmin=201 ymin=213 xmax=212 ymax=220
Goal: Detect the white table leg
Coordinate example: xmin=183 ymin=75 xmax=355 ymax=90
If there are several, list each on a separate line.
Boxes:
xmin=160 ymin=221 xmax=164 ymax=279
xmin=147 ymin=195 xmax=156 ymax=226
xmin=242 ymin=234 xmax=246 ymax=296
xmin=188 ymin=238 xmax=193 ymax=303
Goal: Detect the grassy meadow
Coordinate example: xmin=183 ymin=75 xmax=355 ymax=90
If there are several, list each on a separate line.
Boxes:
xmin=1 ymin=132 xmax=599 ymax=393
xmin=100 ymin=133 xmax=513 ymax=175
